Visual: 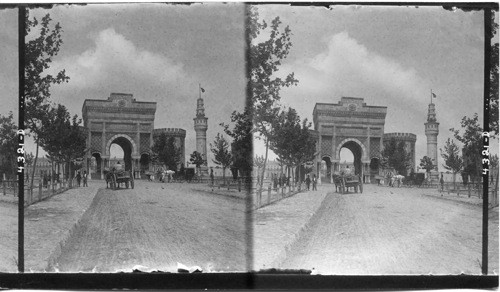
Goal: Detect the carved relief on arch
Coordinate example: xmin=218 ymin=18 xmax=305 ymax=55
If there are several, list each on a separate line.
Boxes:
xmin=336 ymin=137 xmax=367 ymax=160
xmin=105 ymin=134 xmax=137 ymax=156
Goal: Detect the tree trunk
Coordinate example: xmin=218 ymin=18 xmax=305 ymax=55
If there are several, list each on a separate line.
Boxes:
xmin=29 ymin=138 xmax=40 ymax=193
xmin=259 ymin=138 xmax=270 ymax=193
xmin=68 ymin=160 xmax=72 ymax=187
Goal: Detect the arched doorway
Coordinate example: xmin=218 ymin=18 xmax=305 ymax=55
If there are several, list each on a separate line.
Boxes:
xmin=140 ymin=153 xmax=150 ymax=177
xmin=370 ymin=157 xmax=380 ymax=181
xmin=337 ymin=140 xmax=363 ymax=176
xmin=321 ymin=156 xmax=332 ymax=183
xmin=108 ymin=136 xmax=134 ymax=171
xmin=90 ymin=153 xmax=102 ymax=180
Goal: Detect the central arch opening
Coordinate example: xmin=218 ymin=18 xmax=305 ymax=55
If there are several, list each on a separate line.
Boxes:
xmin=321 ymin=156 xmax=332 ymax=183
xmin=338 ymin=140 xmax=362 ymax=176
xmin=109 ymin=136 xmax=133 ymax=171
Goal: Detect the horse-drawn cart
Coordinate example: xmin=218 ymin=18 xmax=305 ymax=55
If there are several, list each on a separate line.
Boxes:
xmin=106 ymin=170 xmax=134 ymax=190
xmin=333 ymin=174 xmax=363 ymax=194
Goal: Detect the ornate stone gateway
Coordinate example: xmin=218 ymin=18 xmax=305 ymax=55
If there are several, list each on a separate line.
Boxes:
xmin=312 ymin=97 xmax=387 ymax=183
xmin=82 ymin=93 xmax=156 ymax=179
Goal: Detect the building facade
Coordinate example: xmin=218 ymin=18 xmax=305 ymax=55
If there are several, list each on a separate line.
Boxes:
xmin=383 ymin=132 xmax=417 ymax=174
xmin=82 ymin=93 xmax=185 ymax=179
xmin=312 ymin=97 xmax=418 ymax=184
xmin=312 ymin=97 xmax=388 ymax=183
xmin=424 ymin=101 xmax=440 ymax=181
xmin=193 ymin=95 xmax=208 ymax=166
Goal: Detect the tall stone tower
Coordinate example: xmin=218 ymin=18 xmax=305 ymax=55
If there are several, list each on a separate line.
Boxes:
xmin=193 ymin=95 xmax=208 ymax=166
xmin=424 ymin=102 xmax=439 ymax=177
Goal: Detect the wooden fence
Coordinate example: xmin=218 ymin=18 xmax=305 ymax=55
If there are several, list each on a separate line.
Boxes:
xmin=2 ymin=179 xmax=74 ymax=207
xmin=253 ymin=182 xmax=303 ymax=210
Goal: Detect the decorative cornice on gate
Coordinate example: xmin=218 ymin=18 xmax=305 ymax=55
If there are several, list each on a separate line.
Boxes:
xmin=315 ymin=109 xmax=386 ymax=117
xmin=82 ymin=93 xmax=157 ymax=123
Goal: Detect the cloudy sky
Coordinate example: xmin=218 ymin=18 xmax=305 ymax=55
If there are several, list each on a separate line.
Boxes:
xmin=253 ymin=4 xmax=498 ymax=170
xmin=0 ymin=3 xmax=245 ymax=163
xmin=0 ymin=3 xmax=498 ymax=171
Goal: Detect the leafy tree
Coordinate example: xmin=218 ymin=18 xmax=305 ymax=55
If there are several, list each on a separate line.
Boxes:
xmin=419 ymin=156 xmax=435 ymax=178
xmin=440 ymin=138 xmax=463 ymax=189
xmin=221 ymin=107 xmax=253 ymax=178
xmin=490 ymin=154 xmax=498 ymax=169
xmin=24 ymin=152 xmax=34 ymax=184
xmin=381 ymin=138 xmax=412 ymax=176
xmin=450 ymin=113 xmax=483 ymax=185
xmin=253 ymin=155 xmax=265 ymax=172
xmin=40 ymin=104 xmax=86 ymax=180
xmin=152 ymin=133 xmax=181 ymax=171
xmin=189 ymin=151 xmax=206 ymax=174
xmin=0 ymin=112 xmax=17 ymax=179
xmin=270 ymin=107 xmax=316 ymax=183
xmin=247 ymin=6 xmax=298 ymax=188
xmin=25 ymin=11 xmax=69 ymax=190
xmin=210 ymin=133 xmax=232 ymax=183
xmin=489 ymin=10 xmax=499 ymax=136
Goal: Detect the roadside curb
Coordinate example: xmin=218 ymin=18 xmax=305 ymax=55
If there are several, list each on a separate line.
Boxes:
xmin=45 ymin=187 xmax=101 ymax=271
xmin=254 ymin=188 xmax=329 ymax=270
xmin=269 ymin=192 xmax=330 ymax=268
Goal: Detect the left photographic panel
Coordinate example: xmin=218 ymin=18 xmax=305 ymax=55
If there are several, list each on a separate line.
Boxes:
xmin=10 ymin=3 xmax=248 ymax=273
xmin=0 ymin=7 xmax=20 ymax=273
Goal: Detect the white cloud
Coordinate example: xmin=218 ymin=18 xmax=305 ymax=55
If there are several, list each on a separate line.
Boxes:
xmin=51 ymin=27 xmax=191 ymax=93
xmin=268 ymin=31 xmax=473 ymax=167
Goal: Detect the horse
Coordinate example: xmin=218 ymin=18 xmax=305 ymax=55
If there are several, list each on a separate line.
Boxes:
xmin=332 ymin=174 xmax=343 ymax=192
xmin=392 ymin=175 xmax=405 ymax=188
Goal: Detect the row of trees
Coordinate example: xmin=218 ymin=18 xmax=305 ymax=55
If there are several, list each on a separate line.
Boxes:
xmin=23 ymin=11 xmax=87 ymax=190
xmin=150 ymin=131 xmax=234 ymax=182
xmin=220 ymin=6 xmax=316 ymax=191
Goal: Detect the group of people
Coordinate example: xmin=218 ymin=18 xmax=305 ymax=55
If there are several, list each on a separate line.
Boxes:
xmin=74 ymin=170 xmax=88 ymax=187
xmin=268 ymin=173 xmax=318 ymax=192
xmin=385 ymin=171 xmax=404 ymax=187
xmin=304 ymin=174 xmax=318 ymax=191
xmin=153 ymin=167 xmax=173 ymax=183
xmin=41 ymin=172 xmax=61 ymax=188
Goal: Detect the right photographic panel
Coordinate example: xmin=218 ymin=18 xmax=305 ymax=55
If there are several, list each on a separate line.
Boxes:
xmin=250 ymin=4 xmax=499 ymax=275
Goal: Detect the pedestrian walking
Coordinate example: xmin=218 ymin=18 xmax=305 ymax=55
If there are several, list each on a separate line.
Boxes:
xmin=210 ymin=168 xmax=214 ymax=186
xmin=305 ymin=174 xmax=311 ymax=191
xmin=76 ymin=170 xmax=81 ymax=187
xmin=440 ymin=173 xmax=444 ymax=192
xmin=312 ymin=174 xmax=317 ymax=191
xmin=83 ymin=171 xmax=88 ymax=187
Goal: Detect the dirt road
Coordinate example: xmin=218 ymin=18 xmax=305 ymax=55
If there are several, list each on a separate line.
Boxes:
xmin=0 ymin=202 xmax=18 ymax=272
xmin=279 ymin=185 xmax=499 ymax=275
xmin=53 ymin=181 xmax=248 ymax=272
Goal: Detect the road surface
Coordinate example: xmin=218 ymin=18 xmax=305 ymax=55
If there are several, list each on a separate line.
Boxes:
xmin=279 ymin=185 xmax=499 ymax=275
xmin=53 ymin=181 xmax=248 ymax=272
